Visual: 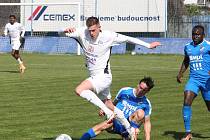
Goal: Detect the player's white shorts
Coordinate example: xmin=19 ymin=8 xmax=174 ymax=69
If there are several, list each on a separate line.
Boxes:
xmin=11 ymin=39 xmax=21 ymax=50
xmin=87 ymin=73 xmax=112 ymax=100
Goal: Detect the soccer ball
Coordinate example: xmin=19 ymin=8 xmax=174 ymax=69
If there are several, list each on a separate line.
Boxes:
xmin=55 ymin=134 xmax=72 ymax=140
xmin=131 ymin=51 xmax=136 ymax=55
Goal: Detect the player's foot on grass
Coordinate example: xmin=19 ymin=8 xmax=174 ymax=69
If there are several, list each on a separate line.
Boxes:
xmin=106 ymin=112 xmax=115 ymax=124
xmin=181 ymin=132 xmax=192 ymax=140
xmin=19 ymin=63 xmax=26 ymax=74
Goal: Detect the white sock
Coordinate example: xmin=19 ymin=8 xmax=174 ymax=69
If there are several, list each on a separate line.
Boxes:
xmin=114 ymin=107 xmax=131 ymax=129
xmin=17 ymin=58 xmax=23 ymax=64
xmin=80 ymin=90 xmax=113 ymax=116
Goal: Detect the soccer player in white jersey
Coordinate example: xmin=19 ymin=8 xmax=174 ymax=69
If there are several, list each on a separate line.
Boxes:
xmin=4 ymin=15 xmax=26 ymax=73
xmin=64 ymin=16 xmax=160 ymax=138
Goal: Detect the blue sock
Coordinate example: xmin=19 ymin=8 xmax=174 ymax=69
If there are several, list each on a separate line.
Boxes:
xmin=182 ymin=105 xmax=192 ymax=132
xmin=80 ymin=128 xmax=96 ymax=140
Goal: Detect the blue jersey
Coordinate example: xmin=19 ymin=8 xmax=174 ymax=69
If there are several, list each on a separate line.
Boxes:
xmin=115 ymin=87 xmax=152 ymax=119
xmin=184 ymin=40 xmax=210 ymax=81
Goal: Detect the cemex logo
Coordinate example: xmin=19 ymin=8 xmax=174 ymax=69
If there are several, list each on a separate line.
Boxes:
xmin=28 ymin=6 xmax=75 ymax=21
xmin=28 ymin=6 xmax=48 ymax=20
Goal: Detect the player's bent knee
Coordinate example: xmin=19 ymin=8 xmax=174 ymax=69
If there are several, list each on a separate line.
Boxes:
xmin=74 ymin=88 xmax=81 ymax=96
xmin=183 ymin=99 xmax=193 ymax=106
xmin=183 ymin=102 xmax=191 ymax=106
xmin=136 ymin=110 xmax=145 ymax=121
xmin=75 ymin=86 xmax=85 ymax=96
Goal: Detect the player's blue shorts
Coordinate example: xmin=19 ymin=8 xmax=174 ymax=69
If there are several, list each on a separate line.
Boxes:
xmin=111 ymin=119 xmax=129 ymax=137
xmin=185 ymin=78 xmax=210 ymax=101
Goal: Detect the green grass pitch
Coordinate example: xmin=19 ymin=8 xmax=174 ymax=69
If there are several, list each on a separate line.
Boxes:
xmin=0 ymin=53 xmax=209 ymax=140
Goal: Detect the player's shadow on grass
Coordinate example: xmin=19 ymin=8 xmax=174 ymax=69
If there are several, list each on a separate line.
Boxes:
xmin=163 ymin=131 xmax=210 ymax=140
xmin=43 ymin=137 xmax=121 ymax=140
xmin=0 ymin=70 xmax=19 ymax=73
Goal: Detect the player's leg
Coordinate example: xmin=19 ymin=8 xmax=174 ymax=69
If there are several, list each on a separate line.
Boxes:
xmin=104 ymin=98 xmax=130 ymax=124
xmin=103 ymin=97 xmax=135 ymax=139
xmin=202 ymin=79 xmax=210 ymax=111
xmin=75 ymin=76 xmax=113 ymax=118
xmin=182 ymin=91 xmax=196 ymax=140
xmin=11 ymin=40 xmax=26 ymax=73
xmin=80 ymin=120 xmax=113 ymax=140
xmin=12 ymin=50 xmax=22 ymax=62
xmin=182 ymin=79 xmax=199 ymax=140
xmin=15 ymin=50 xmax=26 ymax=73
xmin=106 ymin=119 xmax=130 ymax=140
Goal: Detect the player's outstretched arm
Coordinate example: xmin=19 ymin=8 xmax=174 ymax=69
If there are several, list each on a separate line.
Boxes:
xmin=63 ymin=27 xmax=82 ymax=38
xmin=113 ymin=33 xmax=161 ymax=49
xmin=177 ymin=56 xmax=189 ymax=83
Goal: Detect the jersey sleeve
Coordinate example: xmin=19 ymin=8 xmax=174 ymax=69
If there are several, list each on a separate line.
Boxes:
xmin=4 ymin=24 xmax=8 ymax=36
xmin=144 ymin=99 xmax=152 ymax=117
xmin=115 ymin=88 xmax=124 ymax=101
xmin=115 ymin=87 xmax=132 ymax=101
xmin=112 ymin=32 xmax=150 ymax=48
xmin=65 ymin=27 xmax=86 ymax=38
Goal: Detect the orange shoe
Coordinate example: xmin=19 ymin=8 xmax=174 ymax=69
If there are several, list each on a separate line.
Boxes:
xmin=181 ymin=133 xmax=193 ymax=140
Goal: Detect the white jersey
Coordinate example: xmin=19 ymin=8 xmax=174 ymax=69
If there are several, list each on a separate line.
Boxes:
xmin=66 ymin=27 xmax=150 ymax=76
xmin=4 ymin=22 xmax=25 ymax=41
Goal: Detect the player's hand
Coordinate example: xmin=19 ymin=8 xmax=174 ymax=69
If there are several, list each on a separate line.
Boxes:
xmin=64 ymin=27 xmax=76 ymax=33
xmin=98 ymin=109 xmax=105 ymax=117
xmin=149 ymin=42 xmax=161 ymax=49
xmin=130 ymin=127 xmax=139 ymax=140
xmin=176 ymin=73 xmax=183 ymax=83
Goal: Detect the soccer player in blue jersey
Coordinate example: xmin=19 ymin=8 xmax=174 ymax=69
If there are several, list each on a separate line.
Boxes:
xmin=177 ymin=25 xmax=210 ymax=140
xmin=80 ymin=77 xmax=154 ymax=140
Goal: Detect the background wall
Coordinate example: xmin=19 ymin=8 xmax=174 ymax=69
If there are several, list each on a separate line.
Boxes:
xmin=0 ymin=37 xmax=191 ymax=54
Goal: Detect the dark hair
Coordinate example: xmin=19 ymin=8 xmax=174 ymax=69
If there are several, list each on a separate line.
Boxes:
xmin=86 ymin=16 xmax=99 ymax=27
xmin=9 ymin=15 xmax=16 ymax=19
xmin=192 ymin=25 xmax=205 ymax=35
xmin=139 ymin=76 xmax=155 ymax=89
